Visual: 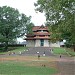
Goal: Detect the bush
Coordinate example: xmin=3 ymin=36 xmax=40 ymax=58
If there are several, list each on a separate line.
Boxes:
xmin=0 ymin=47 xmax=5 ymax=52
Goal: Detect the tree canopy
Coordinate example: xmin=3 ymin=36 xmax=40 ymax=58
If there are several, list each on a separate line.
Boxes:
xmin=0 ymin=6 xmax=34 ymax=51
xmin=35 ymin=0 xmax=75 ymax=50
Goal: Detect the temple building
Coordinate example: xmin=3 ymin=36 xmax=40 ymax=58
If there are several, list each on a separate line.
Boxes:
xmin=25 ymin=25 xmax=60 ymax=47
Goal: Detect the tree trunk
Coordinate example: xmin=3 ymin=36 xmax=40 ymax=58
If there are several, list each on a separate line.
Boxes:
xmin=74 ymin=45 xmax=75 ymax=52
xmin=4 ymin=41 xmax=8 ymax=51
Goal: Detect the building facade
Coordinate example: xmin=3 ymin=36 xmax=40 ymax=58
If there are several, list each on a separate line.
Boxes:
xmin=25 ymin=25 xmax=60 ymax=47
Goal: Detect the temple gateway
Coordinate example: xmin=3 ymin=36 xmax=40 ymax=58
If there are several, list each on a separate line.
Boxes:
xmin=25 ymin=25 xmax=61 ymax=47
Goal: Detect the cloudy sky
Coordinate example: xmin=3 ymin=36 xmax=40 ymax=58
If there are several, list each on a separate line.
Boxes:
xmin=0 ymin=0 xmax=46 ymax=26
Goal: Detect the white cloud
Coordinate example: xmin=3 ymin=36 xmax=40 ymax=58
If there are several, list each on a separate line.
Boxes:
xmin=0 ymin=0 xmax=46 ymax=25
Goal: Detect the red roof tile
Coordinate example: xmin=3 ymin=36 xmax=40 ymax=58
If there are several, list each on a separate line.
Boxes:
xmin=25 ymin=37 xmax=50 ymax=40
xmin=32 ymin=26 xmax=48 ymax=31
xmin=34 ymin=32 xmax=50 ymax=35
xmin=25 ymin=25 xmax=51 ymax=40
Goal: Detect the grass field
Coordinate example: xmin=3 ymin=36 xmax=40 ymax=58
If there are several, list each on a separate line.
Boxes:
xmin=53 ymin=47 xmax=75 ymax=56
xmin=0 ymin=61 xmax=58 ymax=75
xmin=9 ymin=47 xmax=27 ymax=53
xmin=53 ymin=47 xmax=67 ymax=55
xmin=0 ymin=47 xmax=27 ymax=54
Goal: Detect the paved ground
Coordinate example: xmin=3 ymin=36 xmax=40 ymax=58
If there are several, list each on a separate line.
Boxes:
xmin=0 ymin=47 xmax=75 ymax=75
xmin=22 ymin=47 xmax=54 ymax=56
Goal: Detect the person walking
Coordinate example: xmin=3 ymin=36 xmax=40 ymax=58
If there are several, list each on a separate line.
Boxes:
xmin=38 ymin=54 xmax=40 ymax=60
xmin=43 ymin=51 xmax=45 ymax=56
xmin=60 ymin=54 xmax=61 ymax=58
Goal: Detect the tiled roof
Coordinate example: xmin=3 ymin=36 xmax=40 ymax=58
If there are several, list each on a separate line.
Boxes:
xmin=26 ymin=34 xmax=34 ymax=37
xmin=33 ymin=32 xmax=50 ymax=35
xmin=25 ymin=38 xmax=35 ymax=40
xmin=25 ymin=25 xmax=51 ymax=40
xmin=32 ymin=26 xmax=48 ymax=31
xmin=25 ymin=37 xmax=50 ymax=40
xmin=34 ymin=36 xmax=50 ymax=39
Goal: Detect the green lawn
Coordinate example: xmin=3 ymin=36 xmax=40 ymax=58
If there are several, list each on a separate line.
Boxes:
xmin=0 ymin=47 xmax=27 ymax=54
xmin=0 ymin=61 xmax=58 ymax=75
xmin=0 ymin=47 xmax=5 ymax=54
xmin=66 ymin=48 xmax=75 ymax=56
xmin=53 ymin=47 xmax=67 ymax=55
xmin=9 ymin=47 xmax=27 ymax=53
xmin=53 ymin=47 xmax=75 ymax=56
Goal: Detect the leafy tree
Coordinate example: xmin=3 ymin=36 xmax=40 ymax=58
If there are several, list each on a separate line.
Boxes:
xmin=20 ymin=15 xmax=34 ymax=34
xmin=18 ymin=14 xmax=34 ymax=36
xmin=35 ymin=0 xmax=75 ymax=51
xmin=0 ymin=6 xmax=34 ymax=51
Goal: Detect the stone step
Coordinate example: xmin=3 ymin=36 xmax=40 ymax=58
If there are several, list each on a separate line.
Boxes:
xmin=22 ymin=47 xmax=54 ymax=56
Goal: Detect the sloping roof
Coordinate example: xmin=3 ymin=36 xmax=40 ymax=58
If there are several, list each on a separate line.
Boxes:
xmin=25 ymin=25 xmax=51 ymax=40
xmin=26 ymin=34 xmax=34 ymax=37
xmin=33 ymin=32 xmax=50 ymax=35
xmin=25 ymin=37 xmax=51 ymax=40
xmin=32 ymin=25 xmax=48 ymax=31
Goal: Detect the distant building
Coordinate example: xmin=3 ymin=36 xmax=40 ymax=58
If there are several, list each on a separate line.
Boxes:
xmin=25 ymin=25 xmax=61 ymax=47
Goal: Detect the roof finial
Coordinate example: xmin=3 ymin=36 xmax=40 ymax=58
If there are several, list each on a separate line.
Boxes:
xmin=41 ymin=24 xmax=44 ymax=28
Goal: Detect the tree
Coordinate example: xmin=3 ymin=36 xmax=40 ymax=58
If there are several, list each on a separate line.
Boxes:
xmin=20 ymin=15 xmax=34 ymax=34
xmin=18 ymin=14 xmax=34 ymax=36
xmin=35 ymin=0 xmax=75 ymax=51
xmin=0 ymin=6 xmax=34 ymax=51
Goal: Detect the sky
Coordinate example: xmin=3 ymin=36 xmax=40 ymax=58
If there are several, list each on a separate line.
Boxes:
xmin=0 ymin=0 xmax=46 ymax=26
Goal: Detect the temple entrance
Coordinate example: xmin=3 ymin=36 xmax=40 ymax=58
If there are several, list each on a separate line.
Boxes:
xmin=40 ymin=39 xmax=44 ymax=46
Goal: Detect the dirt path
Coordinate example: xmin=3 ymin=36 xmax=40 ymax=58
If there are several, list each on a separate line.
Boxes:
xmin=54 ymin=57 xmax=75 ymax=75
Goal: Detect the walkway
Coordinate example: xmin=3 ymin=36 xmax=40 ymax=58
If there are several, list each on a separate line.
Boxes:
xmin=55 ymin=57 xmax=75 ymax=75
xmin=22 ymin=47 xmax=54 ymax=56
